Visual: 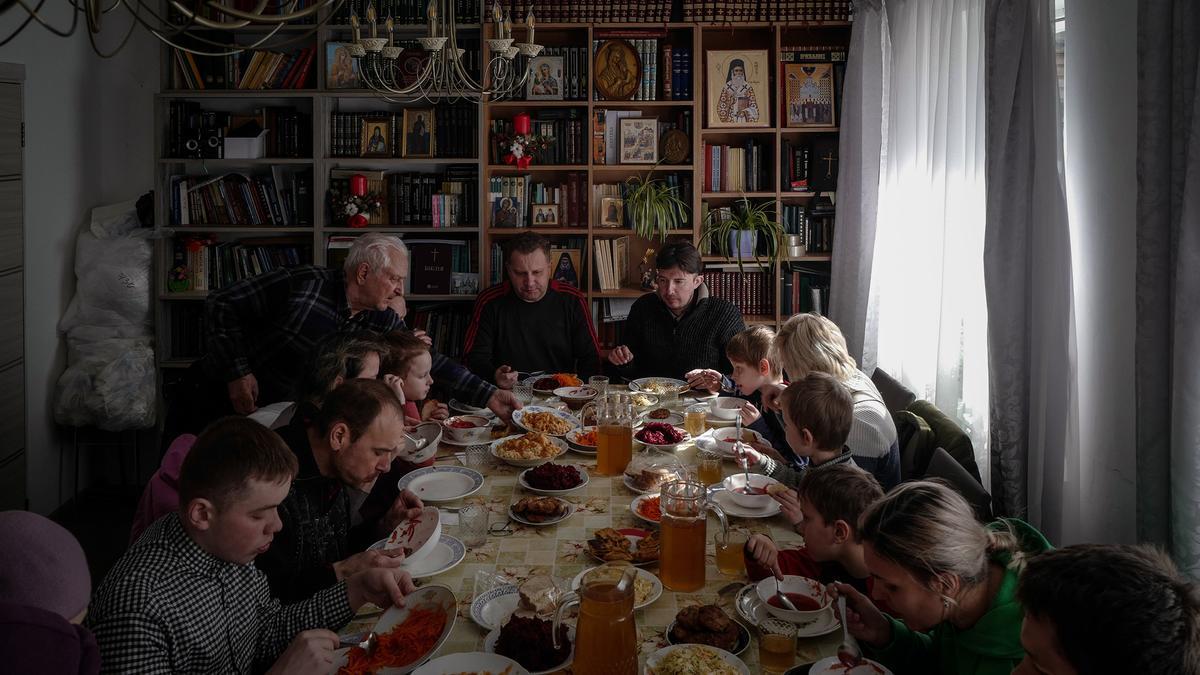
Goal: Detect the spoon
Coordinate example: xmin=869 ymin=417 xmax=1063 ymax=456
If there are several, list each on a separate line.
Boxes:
xmin=774 ymin=577 xmax=799 ymax=612
xmin=339 ymin=631 xmax=378 ymax=655
xmin=735 ymin=416 xmax=752 ymax=487
xmin=836 ymin=594 xmax=863 ymax=666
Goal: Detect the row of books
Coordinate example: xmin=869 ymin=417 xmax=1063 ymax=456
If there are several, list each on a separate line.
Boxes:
xmin=781 ymin=266 xmax=831 ymax=316
xmin=331 ymin=0 xmax=481 ymax=24
xmin=703 ymin=139 xmax=769 ymax=193
xmin=786 ymin=199 xmax=835 ymax=253
xmin=661 ymin=46 xmax=694 ymax=101
xmin=488 ymin=175 xmax=530 ymax=228
xmin=503 ymin=0 xmax=674 ymax=23
xmin=169 ymin=237 xmax=311 ymax=292
xmin=681 ymin=0 xmax=852 ymax=22
xmin=167 ymin=304 xmax=205 ymax=359
xmin=170 ymin=170 xmax=313 ymax=227
xmin=529 ymin=173 xmax=589 ymax=227
xmin=386 ymin=167 xmax=479 ymax=227
xmin=171 ymin=46 xmax=316 ymax=91
xmin=166 ymin=103 xmax=312 ymax=159
xmin=593 ymin=36 xmax=661 ymax=102
xmin=593 ymin=237 xmax=631 ymax=291
xmin=329 ymin=105 xmax=478 ymax=158
xmin=509 ymin=46 xmax=589 ymax=101
xmin=707 ymin=267 xmax=776 ymax=317
xmin=406 ymin=305 xmax=472 ymax=359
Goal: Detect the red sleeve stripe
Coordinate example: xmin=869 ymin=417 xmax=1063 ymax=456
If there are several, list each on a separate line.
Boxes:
xmin=463 ymin=281 xmax=512 ymax=354
xmin=551 ymin=280 xmax=601 ymax=356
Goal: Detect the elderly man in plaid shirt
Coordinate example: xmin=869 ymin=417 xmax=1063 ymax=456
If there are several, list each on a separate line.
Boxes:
xmin=184 ymin=233 xmax=520 ymax=429
xmin=88 ymin=417 xmax=417 ymax=674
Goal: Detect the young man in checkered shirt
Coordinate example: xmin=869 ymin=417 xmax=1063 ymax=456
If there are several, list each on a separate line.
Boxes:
xmin=87 ymin=417 xmax=417 ymax=674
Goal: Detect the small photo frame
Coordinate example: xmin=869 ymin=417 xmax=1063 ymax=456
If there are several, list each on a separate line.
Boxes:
xmin=619 ymin=117 xmax=658 ymax=164
xmin=402 ymin=108 xmax=435 ymax=158
xmin=531 ymin=204 xmax=559 ymax=225
xmin=600 ymin=197 xmax=624 ymax=227
xmin=527 ymin=55 xmax=565 ymax=100
xmin=360 ymin=119 xmax=391 ymax=158
xmin=707 ymin=49 xmax=771 ymax=128
xmin=552 ymin=248 xmax=582 ymax=287
xmin=784 ymin=63 xmax=837 ymax=128
xmin=493 ymin=196 xmax=522 ymax=228
xmin=326 ymin=42 xmax=361 ymax=89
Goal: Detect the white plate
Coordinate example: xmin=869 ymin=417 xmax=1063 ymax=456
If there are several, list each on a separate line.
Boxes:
xmin=397 ymin=466 xmax=485 ymax=502
xmin=332 ymin=584 xmax=457 ymax=673
xmin=470 ymin=584 xmax=520 ymax=631
xmin=449 ymin=398 xmax=495 ymax=418
xmin=517 ymin=464 xmax=590 ymax=495
xmin=522 ymin=374 xmax=580 ymax=396
xmin=413 ymin=652 xmax=529 ymax=675
xmin=564 ymin=426 xmax=598 ymax=454
xmin=623 ymin=474 xmax=676 ymax=496
xmin=511 ymin=406 xmax=581 ymax=437
xmin=629 ymin=493 xmax=661 ymax=525
xmin=665 ymin=618 xmax=751 ymax=655
xmin=484 ymin=625 xmax=575 ymax=675
xmin=640 ymin=410 xmax=686 ymax=426
xmin=633 ymin=424 xmax=692 ymax=451
xmin=372 ymin=534 xmax=467 ymax=579
xmin=628 ymin=377 xmax=690 ymax=395
xmin=586 ymin=527 xmax=658 ymax=567
xmin=491 ymin=433 xmax=569 ymax=467
xmin=809 ymin=656 xmax=893 ymax=675
xmin=438 ymin=435 xmax=495 ymax=448
xmin=570 ymin=565 xmax=662 ymax=610
xmin=508 ymin=498 xmax=575 ymax=527
xmin=733 ymin=584 xmax=841 ymax=637
xmin=645 ymin=644 xmax=749 ymax=675
xmin=710 ymin=487 xmax=782 ymax=519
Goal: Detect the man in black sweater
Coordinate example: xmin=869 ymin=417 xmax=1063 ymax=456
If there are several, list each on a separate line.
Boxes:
xmin=464 ymin=233 xmax=602 ymax=387
xmin=609 ymin=242 xmax=746 ymax=381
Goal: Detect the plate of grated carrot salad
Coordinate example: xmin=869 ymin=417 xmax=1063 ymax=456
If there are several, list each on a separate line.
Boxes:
xmin=336 ymin=584 xmax=457 ymax=674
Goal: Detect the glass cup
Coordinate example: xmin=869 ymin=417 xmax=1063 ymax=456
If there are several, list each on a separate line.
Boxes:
xmin=758 ymin=618 xmax=798 ymax=674
xmin=463 ymin=443 xmax=492 ymax=471
xmin=685 ymin=404 xmax=708 ymax=438
xmin=588 ymin=375 xmax=610 ymax=396
xmin=697 ymin=450 xmax=724 ymax=486
xmin=715 ymin=530 xmax=747 ymax=577
xmin=513 ymin=382 xmax=534 ymax=404
xmin=459 ymin=504 xmax=488 ymax=548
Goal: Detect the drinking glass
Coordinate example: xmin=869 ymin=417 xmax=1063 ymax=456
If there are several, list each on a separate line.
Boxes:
xmin=459 ymin=504 xmax=488 ymax=547
xmin=588 ymin=375 xmax=610 ymax=396
xmin=685 ymin=404 xmax=708 ymax=437
xmin=715 ymin=529 xmax=747 ymax=577
xmin=513 ymin=382 xmax=534 ymax=404
xmin=463 ymin=443 xmax=492 ymax=471
xmin=758 ymin=619 xmax=797 ymax=674
xmin=697 ymin=450 xmax=724 ymax=486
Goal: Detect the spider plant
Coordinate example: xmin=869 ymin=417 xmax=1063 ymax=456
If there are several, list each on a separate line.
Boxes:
xmin=700 ymin=196 xmax=786 ymax=272
xmin=624 ymin=161 xmax=690 ymax=241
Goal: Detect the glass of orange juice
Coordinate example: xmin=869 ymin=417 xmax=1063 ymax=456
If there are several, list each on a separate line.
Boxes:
xmin=758 ymin=619 xmax=797 ymax=674
xmin=697 ymin=450 xmax=724 ymax=486
xmin=715 ymin=529 xmax=747 ymax=576
xmin=685 ymin=404 xmax=708 ymax=438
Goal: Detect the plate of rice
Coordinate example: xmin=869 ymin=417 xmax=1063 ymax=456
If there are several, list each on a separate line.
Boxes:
xmin=645 ymin=644 xmax=748 ymax=675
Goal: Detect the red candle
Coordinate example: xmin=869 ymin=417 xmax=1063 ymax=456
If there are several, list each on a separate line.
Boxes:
xmin=351 ymin=174 xmax=368 ymax=197
xmin=513 ymin=112 xmax=531 ymax=135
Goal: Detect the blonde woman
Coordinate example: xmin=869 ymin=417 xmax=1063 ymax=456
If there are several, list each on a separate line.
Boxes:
xmin=835 ymin=481 xmax=1052 ymax=675
xmin=740 ymin=313 xmax=901 ymax=489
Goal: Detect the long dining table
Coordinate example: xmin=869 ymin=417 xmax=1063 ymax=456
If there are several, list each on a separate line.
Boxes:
xmin=345 ymin=386 xmax=844 ymax=673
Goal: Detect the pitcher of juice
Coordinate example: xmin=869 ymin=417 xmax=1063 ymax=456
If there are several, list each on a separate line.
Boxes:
xmin=553 ymin=563 xmax=638 ymax=675
xmin=582 ymin=394 xmax=634 ymax=476
xmin=659 ymin=479 xmax=728 ymax=591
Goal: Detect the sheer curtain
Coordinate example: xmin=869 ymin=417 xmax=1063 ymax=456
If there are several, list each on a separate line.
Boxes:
xmin=864 ymin=0 xmax=991 ymax=484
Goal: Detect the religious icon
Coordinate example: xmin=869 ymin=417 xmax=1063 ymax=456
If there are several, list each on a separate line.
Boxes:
xmin=594 ymin=40 xmax=641 ymax=101
xmin=402 ymin=108 xmax=435 ymax=158
xmin=360 ymin=119 xmax=390 ymax=157
xmin=619 ymin=117 xmax=658 ymax=164
xmin=707 ymin=50 xmax=770 ymax=128
xmin=527 ymin=56 xmax=565 ymax=100
xmin=784 ymin=63 xmax=837 ymax=128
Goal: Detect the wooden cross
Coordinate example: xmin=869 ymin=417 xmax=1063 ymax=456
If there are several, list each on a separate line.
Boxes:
xmin=820 ymin=151 xmax=837 ymax=177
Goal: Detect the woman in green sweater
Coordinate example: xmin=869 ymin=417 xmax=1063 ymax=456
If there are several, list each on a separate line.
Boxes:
xmin=834 ymin=481 xmax=1053 ymax=675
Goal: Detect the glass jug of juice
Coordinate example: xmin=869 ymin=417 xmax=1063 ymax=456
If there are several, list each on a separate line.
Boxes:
xmin=553 ymin=563 xmax=638 ymax=675
xmin=582 ymin=393 xmax=634 ymax=476
xmin=659 ymin=479 xmax=728 ymax=591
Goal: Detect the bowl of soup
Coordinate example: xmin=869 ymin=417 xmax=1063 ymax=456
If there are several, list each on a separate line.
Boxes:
xmin=755 ymin=575 xmax=834 ymax=624
xmin=710 ymin=396 xmax=746 ymax=420
xmin=443 ymin=415 xmax=490 ymax=443
xmin=722 ymin=472 xmax=779 ymax=509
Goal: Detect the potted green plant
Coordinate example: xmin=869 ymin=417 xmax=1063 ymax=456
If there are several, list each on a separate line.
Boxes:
xmin=624 ymin=162 xmax=691 ymax=241
xmin=700 ymin=196 xmax=785 ymax=270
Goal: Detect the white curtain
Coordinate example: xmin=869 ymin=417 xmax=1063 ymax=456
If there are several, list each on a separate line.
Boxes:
xmin=864 ymin=0 xmax=991 ymax=486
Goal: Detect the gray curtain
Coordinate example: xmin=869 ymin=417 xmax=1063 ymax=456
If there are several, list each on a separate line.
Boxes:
xmin=1137 ymin=0 xmax=1200 ymax=577
xmin=829 ymin=0 xmax=886 ymax=368
xmin=983 ymin=0 xmax=1076 ymax=524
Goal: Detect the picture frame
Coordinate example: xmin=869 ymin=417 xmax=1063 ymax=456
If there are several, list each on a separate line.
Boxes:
xmin=551 ymin=248 xmax=582 ymax=287
xmin=594 ymin=39 xmax=641 ymax=101
xmin=706 ymin=49 xmax=771 ymax=128
xmin=619 ymin=117 xmax=658 ymax=164
xmin=783 ymin=63 xmax=837 ymax=128
xmin=325 ymin=42 xmax=361 ymax=89
xmin=401 ymin=108 xmax=435 ymax=158
xmin=360 ymin=119 xmax=391 ymax=158
xmin=527 ymin=55 xmax=565 ymax=100
xmin=531 ymin=204 xmax=560 ymax=225
xmin=492 ymin=196 xmax=522 ymax=228
xmin=599 ymin=197 xmax=625 ymax=227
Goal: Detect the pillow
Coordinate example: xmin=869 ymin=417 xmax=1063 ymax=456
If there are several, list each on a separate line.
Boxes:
xmin=925 ymin=447 xmax=992 ymax=521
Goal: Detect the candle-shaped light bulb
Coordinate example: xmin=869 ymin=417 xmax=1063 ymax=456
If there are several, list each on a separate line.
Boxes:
xmin=502 ymin=11 xmax=512 ymax=40
xmin=350 ymin=13 xmax=361 ymax=42
xmin=492 ymin=1 xmax=503 ymax=30
xmin=366 ymin=2 xmax=377 ymax=38
xmin=386 ymin=16 xmax=394 ymax=47
xmin=427 ymin=0 xmax=438 ymax=38
xmin=526 ymin=8 xmax=534 ymax=44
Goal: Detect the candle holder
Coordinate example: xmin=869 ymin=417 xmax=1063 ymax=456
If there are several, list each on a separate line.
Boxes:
xmin=418 ymin=36 xmax=448 ymax=52
xmin=516 ymin=43 xmax=543 ymax=57
xmin=487 ymin=38 xmax=514 ymax=52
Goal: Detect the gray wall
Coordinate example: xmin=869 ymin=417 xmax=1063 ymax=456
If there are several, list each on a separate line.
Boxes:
xmin=0 ymin=7 xmax=157 ymax=513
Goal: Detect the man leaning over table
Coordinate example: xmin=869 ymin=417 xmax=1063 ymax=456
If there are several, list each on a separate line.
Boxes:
xmin=87 ymin=417 xmax=417 ymax=675
xmin=464 ymin=232 xmax=602 ymax=388
xmin=608 ymin=241 xmax=746 ymax=381
xmin=258 ymin=378 xmax=427 ymax=604
xmin=172 ymin=232 xmax=521 ymax=435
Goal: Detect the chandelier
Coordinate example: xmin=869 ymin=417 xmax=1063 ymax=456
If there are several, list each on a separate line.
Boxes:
xmin=346 ymin=0 xmax=541 ymax=102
